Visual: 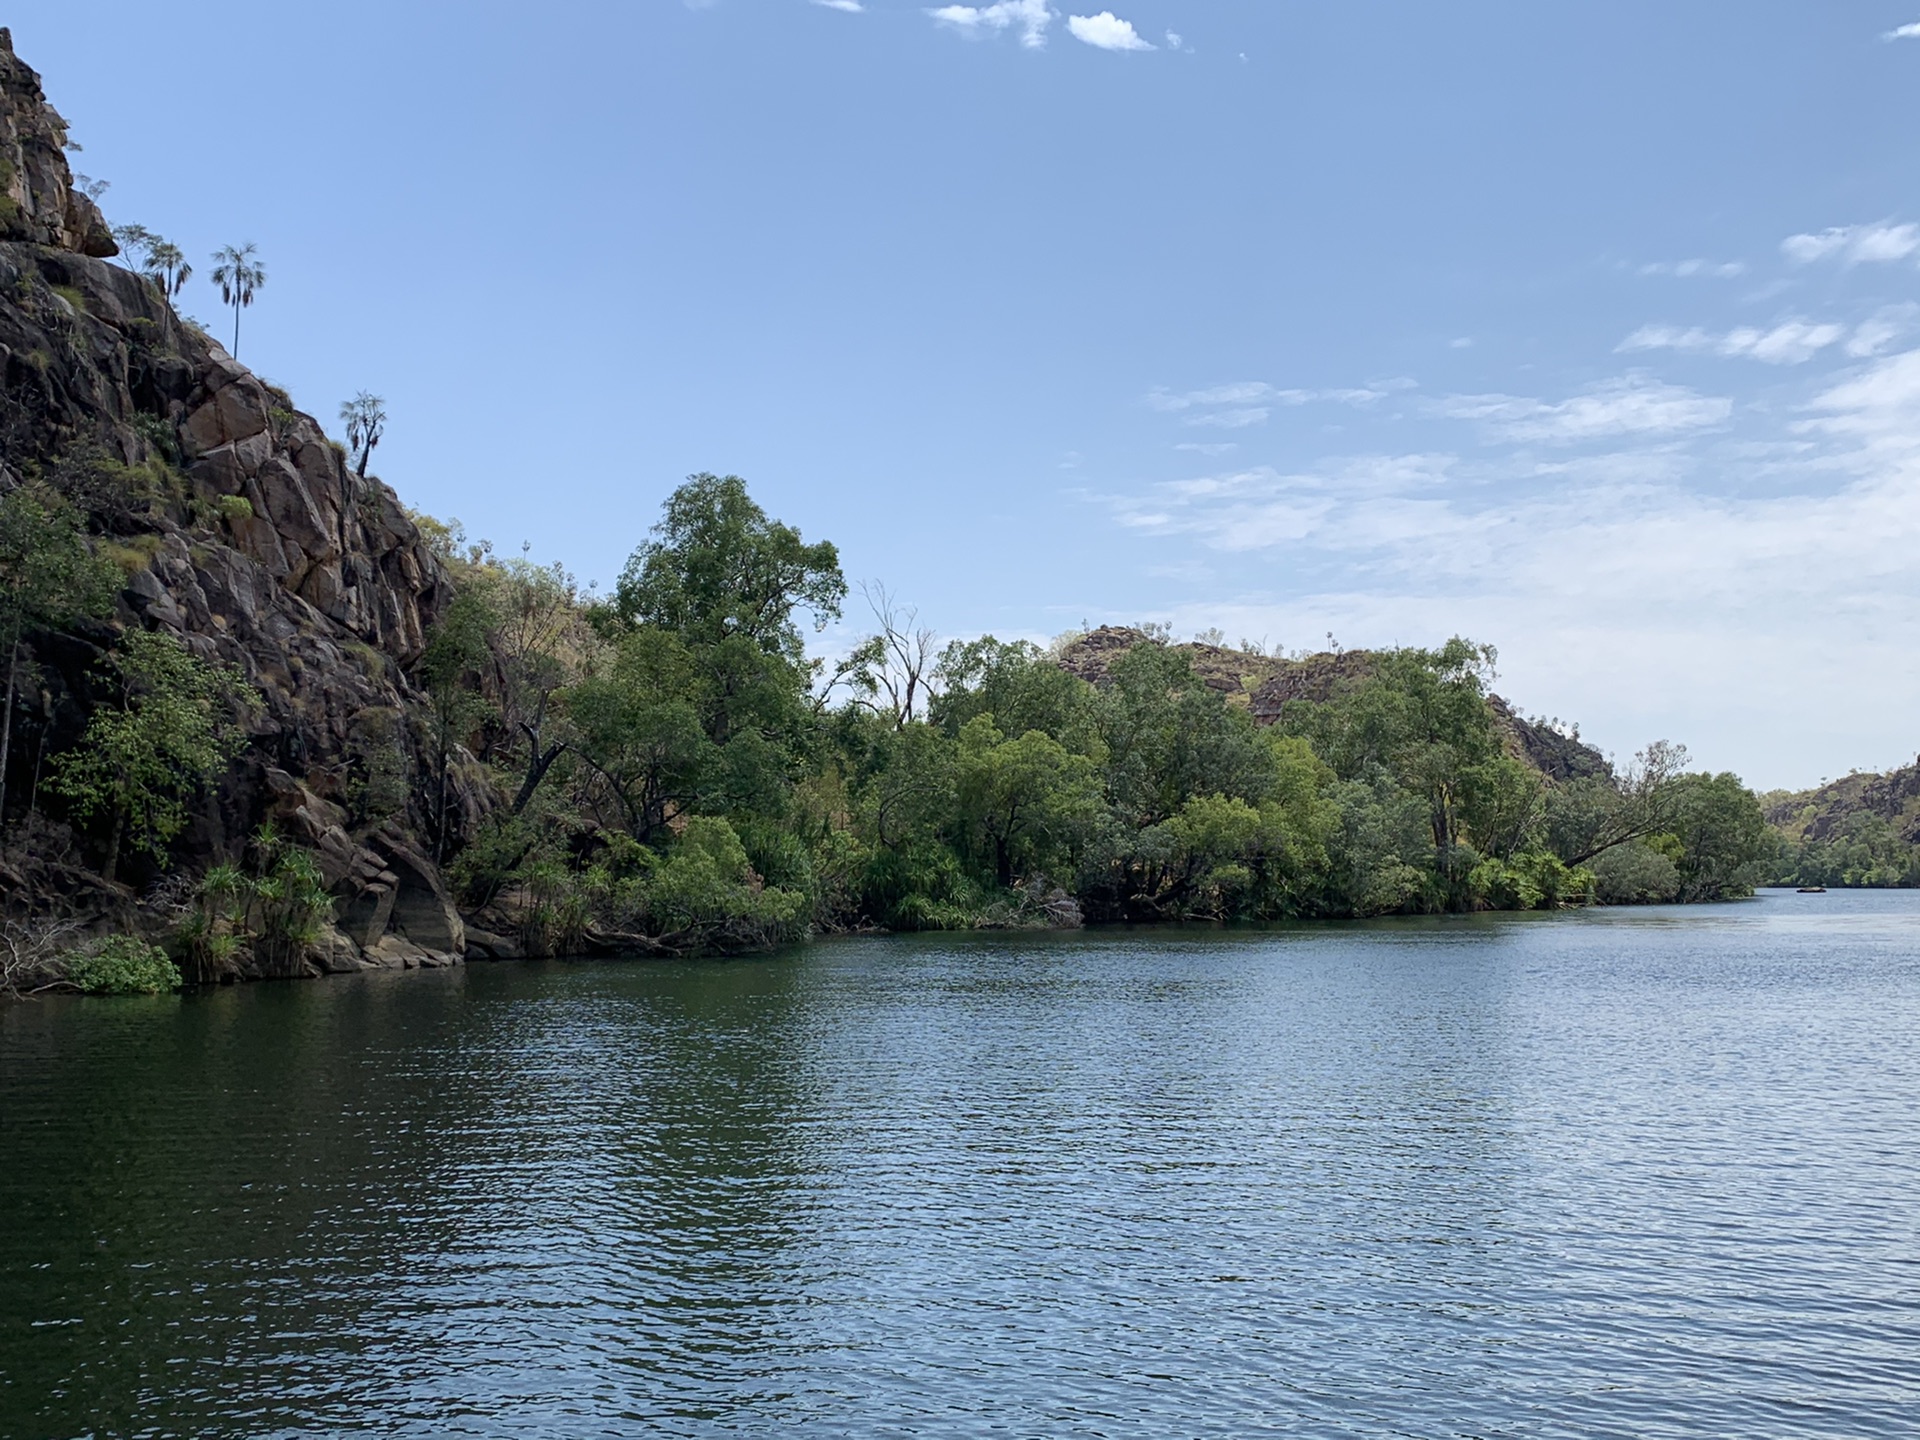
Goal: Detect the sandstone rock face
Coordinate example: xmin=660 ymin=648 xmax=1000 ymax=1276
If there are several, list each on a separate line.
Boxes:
xmin=0 ymin=31 xmax=115 ymax=257
xmin=0 ymin=33 xmax=487 ymax=973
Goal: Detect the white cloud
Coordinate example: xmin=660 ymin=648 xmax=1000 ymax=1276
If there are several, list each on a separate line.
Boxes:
xmin=1186 ymin=407 xmax=1269 ymax=429
xmin=1637 ymin=259 xmax=1747 ymax=279
xmin=1782 ymin=222 xmax=1920 ymax=266
xmin=1882 ymin=21 xmax=1920 ymax=39
xmin=1618 ymin=320 xmax=1847 ymax=365
xmin=1845 ymin=305 xmax=1918 ymax=358
xmin=1165 ymin=30 xmax=1185 ymax=50
xmin=1067 ymin=11 xmax=1154 ymax=50
xmin=1100 ymin=358 xmax=1920 ymax=785
xmin=929 ymin=0 xmax=1053 ymax=48
xmin=1802 ymin=347 xmax=1920 ymax=451
xmin=1620 ymin=315 xmax=1915 ymax=365
xmin=812 ymin=0 xmax=864 ymax=10
xmin=1433 ymin=374 xmax=1731 ymax=443
xmin=1147 ymin=380 xmax=1410 ymax=415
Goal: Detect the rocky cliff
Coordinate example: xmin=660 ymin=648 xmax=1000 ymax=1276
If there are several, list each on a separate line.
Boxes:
xmin=0 ymin=30 xmax=488 ymax=974
xmin=1765 ymin=757 xmax=1920 ymax=845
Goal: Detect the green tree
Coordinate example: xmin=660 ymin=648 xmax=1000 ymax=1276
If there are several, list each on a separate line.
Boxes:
xmin=1666 ymin=772 xmax=1774 ymax=901
xmin=566 ymin=627 xmax=716 ymax=843
xmin=1545 ymin=740 xmax=1691 ymax=866
xmin=48 ymin=630 xmax=258 ymax=881
xmin=615 ymin=472 xmax=844 ymax=664
xmin=932 ymin=635 xmax=1100 ymax=753
xmin=0 ymin=483 xmax=118 ymax=827
xmin=1094 ymin=642 xmax=1271 ymax=826
xmin=210 ymin=242 xmax=265 ymax=357
xmin=952 ymin=716 xmax=1101 ymax=888
xmin=418 ymin=588 xmax=498 ymax=859
xmin=1283 ymin=639 xmax=1506 ymax=905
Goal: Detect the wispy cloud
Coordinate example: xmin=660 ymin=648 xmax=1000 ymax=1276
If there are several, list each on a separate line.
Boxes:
xmin=928 ymin=0 xmax=1053 ymax=47
xmin=1802 ymin=346 xmax=1920 ymax=450
xmin=1147 ymin=380 xmax=1412 ymax=417
xmin=1881 ymin=21 xmax=1920 ymax=39
xmin=812 ymin=0 xmax=864 ymax=10
xmin=1433 ymin=374 xmax=1731 ymax=443
xmin=1186 ymin=407 xmax=1270 ymax=430
xmin=1782 ymin=221 xmax=1920 ymax=266
xmin=1618 ymin=319 xmax=1848 ymax=365
xmin=1101 ymin=353 xmax=1920 ymax=784
xmin=1164 ymin=30 xmax=1186 ymax=51
xmin=1637 ymin=258 xmax=1747 ymax=279
xmin=1619 ymin=311 xmax=1918 ymax=365
xmin=1067 ymin=11 xmax=1154 ymax=50
xmin=1846 ymin=305 xmax=1918 ymax=358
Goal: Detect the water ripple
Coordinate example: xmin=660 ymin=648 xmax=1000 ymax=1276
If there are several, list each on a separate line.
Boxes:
xmin=2 ymin=890 xmax=1917 ymax=1437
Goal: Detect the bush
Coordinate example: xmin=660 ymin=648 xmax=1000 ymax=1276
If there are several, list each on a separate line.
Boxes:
xmin=1471 ymin=850 xmax=1595 ymax=910
xmin=1591 ymin=841 xmax=1681 ymax=904
xmin=66 ymin=936 xmax=181 ymax=995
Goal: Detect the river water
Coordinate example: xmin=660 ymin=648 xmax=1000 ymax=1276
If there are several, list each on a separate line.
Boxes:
xmin=2 ymin=890 xmax=1916 ymax=1438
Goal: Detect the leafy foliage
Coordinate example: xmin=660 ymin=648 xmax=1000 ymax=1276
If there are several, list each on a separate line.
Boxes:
xmin=48 ymin=630 xmax=258 ymax=881
xmin=65 ymin=935 xmax=181 ymax=995
xmin=401 ymin=474 xmax=1776 ymax=954
xmin=0 ymin=480 xmax=119 ymax=826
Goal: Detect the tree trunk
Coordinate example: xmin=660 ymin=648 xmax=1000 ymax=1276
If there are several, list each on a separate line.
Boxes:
xmin=102 ymin=803 xmax=124 ymax=885
xmin=433 ymin=726 xmax=451 ymax=865
xmin=513 ymin=741 xmax=566 ymax=815
xmin=0 ymin=629 xmax=18 ymax=826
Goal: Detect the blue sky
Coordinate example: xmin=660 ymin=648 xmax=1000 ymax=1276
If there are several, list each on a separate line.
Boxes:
xmin=19 ymin=2 xmax=1920 ymax=788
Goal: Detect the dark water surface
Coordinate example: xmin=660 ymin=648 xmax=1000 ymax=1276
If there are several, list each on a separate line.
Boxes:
xmin=2 ymin=891 xmax=1917 ymax=1438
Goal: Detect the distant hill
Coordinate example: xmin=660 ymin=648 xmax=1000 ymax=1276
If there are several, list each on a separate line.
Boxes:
xmin=1052 ymin=626 xmax=1612 ymax=785
xmin=1764 ymin=757 xmax=1920 ymax=887
xmin=1765 ymin=759 xmax=1920 ymax=844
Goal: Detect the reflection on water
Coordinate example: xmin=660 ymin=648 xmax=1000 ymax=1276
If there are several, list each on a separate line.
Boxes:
xmin=2 ymin=890 xmax=1917 ymax=1437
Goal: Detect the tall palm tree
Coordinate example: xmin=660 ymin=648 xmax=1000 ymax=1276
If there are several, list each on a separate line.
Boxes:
xmin=338 ymin=392 xmax=387 ymax=478
xmin=210 ymin=242 xmax=265 ymax=357
xmin=143 ymin=239 xmax=192 ymax=300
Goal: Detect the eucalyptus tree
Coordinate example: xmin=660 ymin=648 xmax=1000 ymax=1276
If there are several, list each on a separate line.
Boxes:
xmin=339 ymin=392 xmax=386 ymax=478
xmin=110 ymin=223 xmax=154 ymax=268
xmin=210 ymin=242 xmax=265 ymax=357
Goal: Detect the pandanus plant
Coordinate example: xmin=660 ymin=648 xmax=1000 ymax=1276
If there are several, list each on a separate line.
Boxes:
xmin=210 ymin=242 xmax=265 ymax=357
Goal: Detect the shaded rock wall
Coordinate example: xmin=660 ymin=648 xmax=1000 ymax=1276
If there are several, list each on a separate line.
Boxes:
xmin=0 ymin=35 xmax=487 ymax=972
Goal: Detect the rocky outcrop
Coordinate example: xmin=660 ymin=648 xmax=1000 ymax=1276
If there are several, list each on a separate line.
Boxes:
xmin=1766 ymin=757 xmax=1920 ymax=845
xmin=1053 ymin=626 xmax=1612 ymax=783
xmin=0 ymin=31 xmax=114 ymax=258
xmin=0 ymin=35 xmax=489 ymax=973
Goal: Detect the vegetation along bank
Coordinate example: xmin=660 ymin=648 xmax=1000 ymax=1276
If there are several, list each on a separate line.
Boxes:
xmin=0 ymin=31 xmax=1875 ymax=996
